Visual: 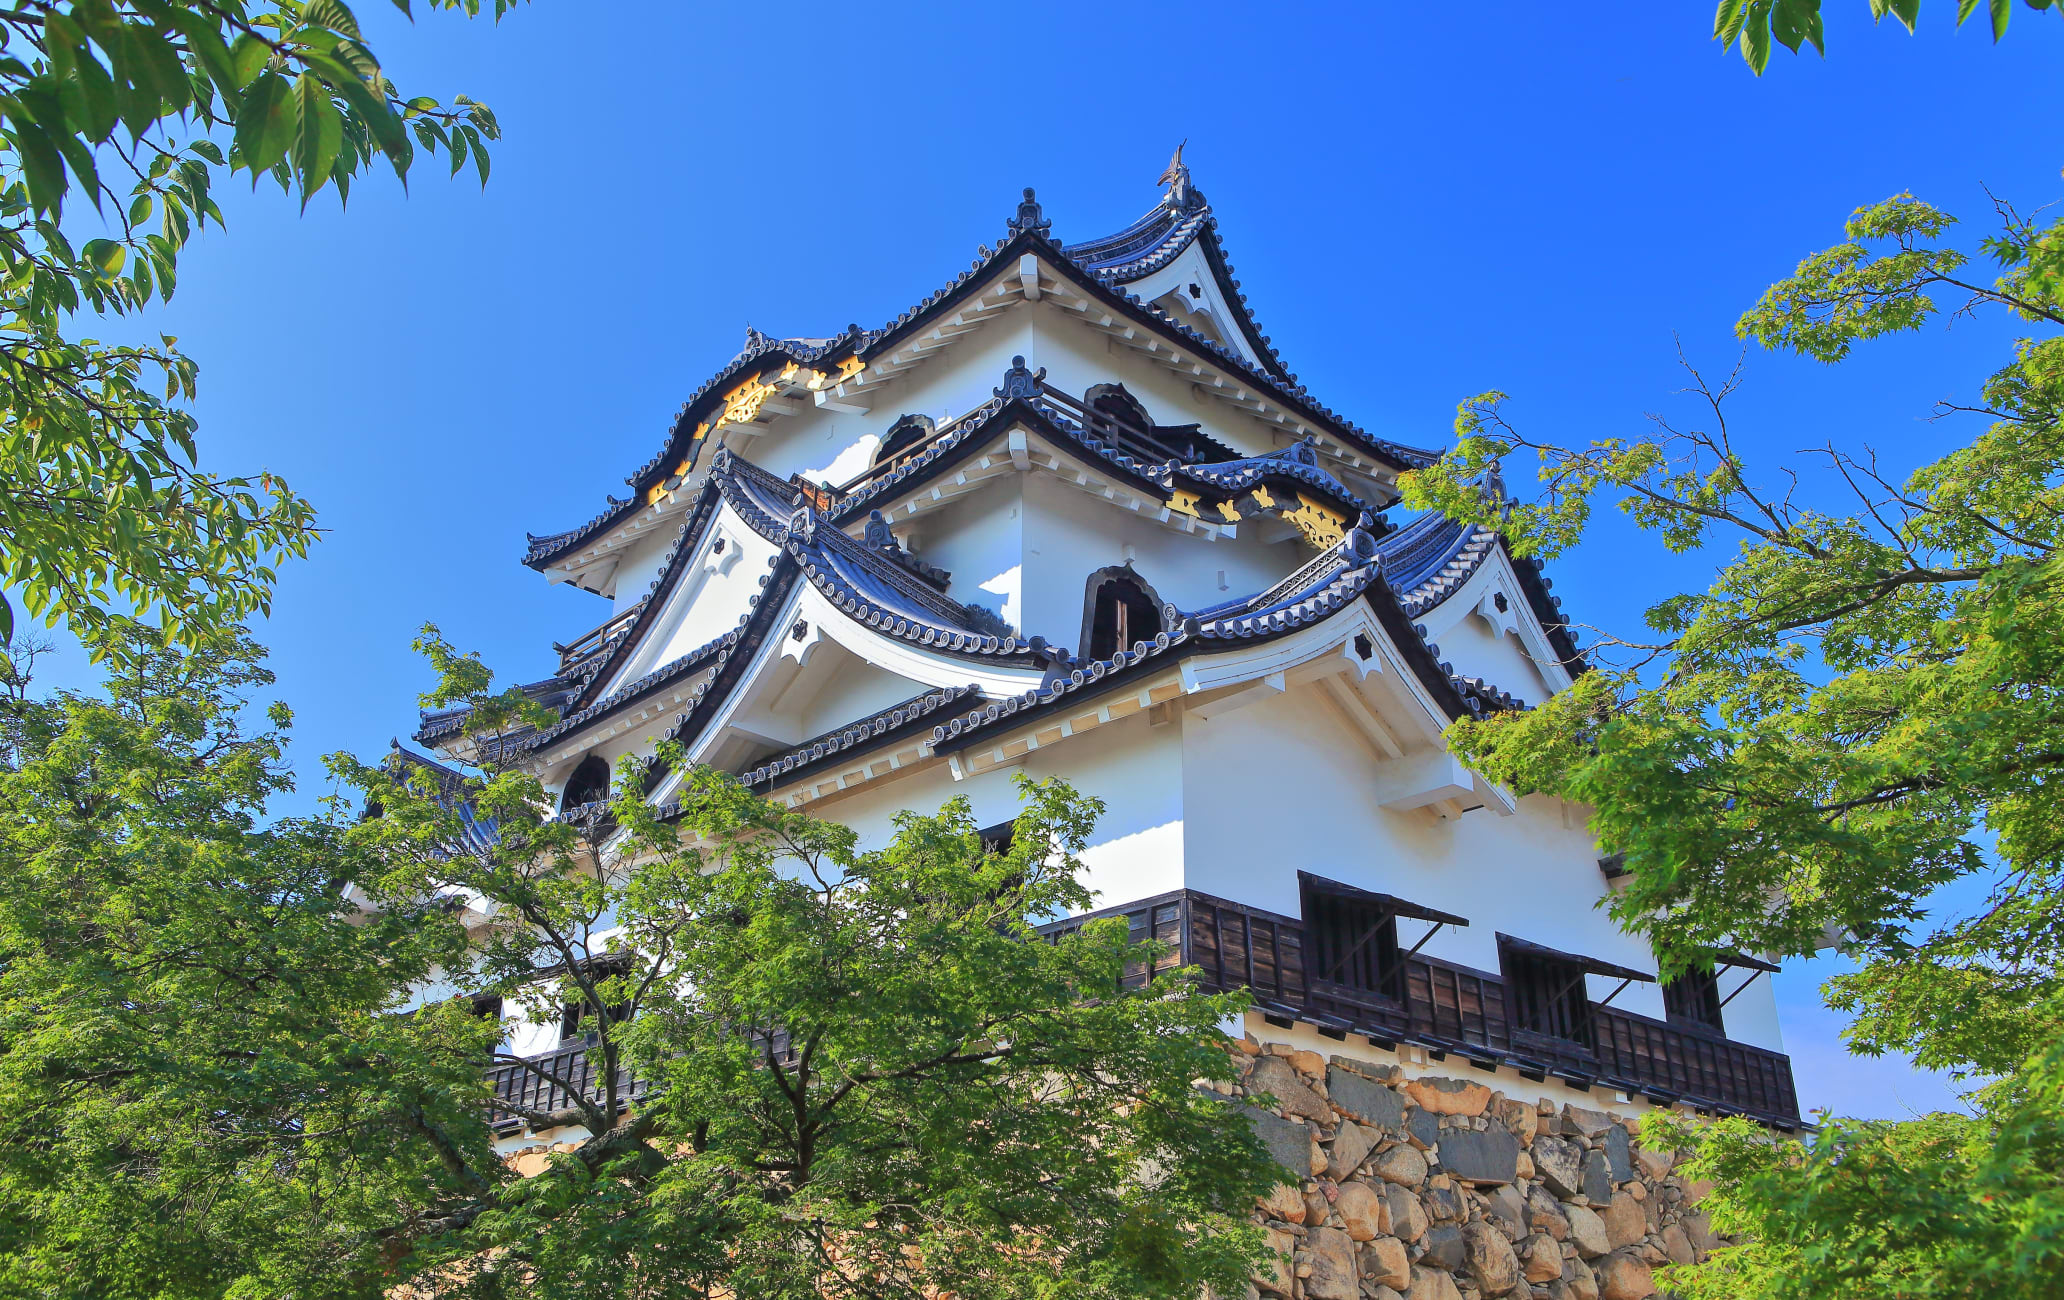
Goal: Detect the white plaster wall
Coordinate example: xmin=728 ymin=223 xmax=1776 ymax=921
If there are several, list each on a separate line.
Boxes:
xmin=1023 ymin=306 xmax=1277 ymax=458
xmin=1125 ymin=245 xmax=1253 ymax=365
xmin=786 ymin=648 xmax=935 ymax=741
xmin=604 ymin=502 xmax=782 ymax=695
xmin=1415 ymin=554 xmax=1567 ymax=706
xmin=1019 ymin=711 xmax=1187 ymax=911
xmin=1421 ymin=615 xmax=1557 ymax=709
xmin=607 ymin=525 xmax=674 ymax=616
xmin=1018 ymin=471 xmax=1294 ymax=656
xmin=762 ymin=710 xmax=1186 ymax=919
xmin=1177 ymin=686 xmax=1671 ymax=1016
xmin=902 ymin=476 xmax=1026 ymax=632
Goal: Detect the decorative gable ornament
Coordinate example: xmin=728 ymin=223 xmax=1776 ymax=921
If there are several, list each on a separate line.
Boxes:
xmin=1006 ymin=186 xmax=1051 ymax=237
xmin=994 ymin=355 xmax=1046 ymax=401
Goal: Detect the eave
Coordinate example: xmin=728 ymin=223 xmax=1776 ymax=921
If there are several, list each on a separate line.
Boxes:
xmin=523 ymin=220 xmax=1437 ymax=578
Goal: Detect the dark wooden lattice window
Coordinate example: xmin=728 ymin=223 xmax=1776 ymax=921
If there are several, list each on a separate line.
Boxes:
xmin=1086 ymin=577 xmax=1161 ymax=661
xmin=978 ymin=819 xmax=1017 ymax=856
xmin=1086 ymin=385 xmax=1153 ymax=438
xmin=874 ymin=414 xmax=936 ymax=465
xmin=1664 ymin=969 xmax=1725 ymax=1034
xmin=559 ymin=753 xmax=612 ymax=816
xmin=560 ymin=994 xmax=632 ymax=1046
xmin=1303 ymin=881 xmax=1403 ymax=1001
xmin=1502 ymin=945 xmax=1595 ymax=1050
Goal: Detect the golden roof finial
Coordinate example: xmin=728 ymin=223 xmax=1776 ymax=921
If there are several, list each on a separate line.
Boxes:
xmin=1157 ymin=140 xmax=1201 ymax=211
xmin=1157 ymin=139 xmax=1188 ymax=190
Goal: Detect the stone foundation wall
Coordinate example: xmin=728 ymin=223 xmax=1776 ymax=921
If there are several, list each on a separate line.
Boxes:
xmin=1214 ymin=1036 xmax=1722 ymax=1300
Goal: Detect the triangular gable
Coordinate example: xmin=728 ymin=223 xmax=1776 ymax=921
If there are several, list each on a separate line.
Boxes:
xmin=520 ymin=450 xmax=1066 ymax=765
xmin=1063 ymin=190 xmax=1281 ymax=379
xmin=1373 ymin=510 xmax=1585 ymax=702
xmin=820 ymin=390 xmax=1379 ymax=552
xmin=643 ymin=571 xmax=1050 ymax=802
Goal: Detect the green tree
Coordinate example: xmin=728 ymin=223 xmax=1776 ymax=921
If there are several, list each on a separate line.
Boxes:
xmin=0 ymin=0 xmax=508 ymax=662
xmin=328 ymin=628 xmax=1281 ymax=1299
xmin=0 ymin=626 xmax=492 ymax=1298
xmin=1402 ymin=186 xmax=2063 ymax=1297
xmin=1713 ymin=0 xmax=2061 ymax=73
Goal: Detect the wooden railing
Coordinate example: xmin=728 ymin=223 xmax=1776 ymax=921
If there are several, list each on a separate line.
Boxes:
xmin=829 ymin=382 xmax=1220 ymax=504
xmin=484 ymin=892 xmax=1800 ymax=1135
xmin=554 ymin=607 xmax=641 ymax=675
xmin=484 ymin=1026 xmax=798 ymax=1133
xmin=485 ymin=1041 xmax=647 ymax=1131
xmin=1038 ymin=890 xmax=1802 ymax=1128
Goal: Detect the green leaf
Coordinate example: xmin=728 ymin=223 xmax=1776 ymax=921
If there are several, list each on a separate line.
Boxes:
xmin=1715 ymin=0 xmax=1750 ymax=43
xmin=1743 ymin=0 xmax=1776 ymax=70
xmin=65 ymin=46 xmax=121 ymax=143
xmin=126 ymin=24 xmax=192 ymax=116
xmin=302 ymin=0 xmax=365 ymax=39
xmin=129 ymin=192 xmax=154 ymax=225
xmin=0 ymin=591 xmax=12 ymax=644
xmin=1990 ymin=0 xmax=2013 ymax=38
xmin=81 ymin=238 xmax=126 ymax=275
xmin=330 ymin=71 xmax=407 ymax=163
xmin=234 ymin=72 xmax=295 ymax=177
xmin=463 ymin=124 xmax=489 ymax=185
xmin=1775 ymin=0 xmax=1808 ymax=52
xmin=291 ymin=76 xmax=344 ymax=202
xmin=169 ymin=8 xmax=242 ymax=94
xmin=230 ymin=34 xmax=271 ymax=90
xmin=1889 ymin=0 xmax=1921 ymax=30
xmin=4 ymin=108 xmax=71 ymax=215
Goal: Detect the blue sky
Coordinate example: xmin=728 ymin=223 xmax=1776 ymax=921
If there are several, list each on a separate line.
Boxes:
xmin=34 ymin=2 xmax=2064 ymax=1118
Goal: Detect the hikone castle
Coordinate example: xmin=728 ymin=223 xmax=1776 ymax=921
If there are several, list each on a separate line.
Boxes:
xmin=404 ymin=149 xmax=1798 ymax=1297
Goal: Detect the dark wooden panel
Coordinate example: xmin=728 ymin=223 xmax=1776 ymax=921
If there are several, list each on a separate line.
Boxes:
xmin=1037 ymin=890 xmax=1802 ymax=1127
xmin=488 ymin=890 xmax=1804 ymax=1132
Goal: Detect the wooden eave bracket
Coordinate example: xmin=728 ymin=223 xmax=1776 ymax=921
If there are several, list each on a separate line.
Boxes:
xmin=1371 ymin=747 xmax=1516 ymax=818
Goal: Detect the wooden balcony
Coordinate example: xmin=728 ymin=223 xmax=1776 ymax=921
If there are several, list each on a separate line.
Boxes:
xmin=484 ymin=893 xmax=1800 ymax=1136
xmin=1037 ymin=890 xmax=1803 ymax=1129
xmin=485 ymin=1027 xmax=797 ymax=1134
xmin=484 ymin=1041 xmax=647 ymax=1133
xmin=553 ymin=607 xmax=643 ymax=676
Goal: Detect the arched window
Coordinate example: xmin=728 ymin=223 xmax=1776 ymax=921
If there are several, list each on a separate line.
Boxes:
xmin=1083 ymin=383 xmax=1151 ymax=439
xmin=1080 ymin=567 xmax=1164 ymax=662
xmin=873 ymin=414 xmax=936 ymax=466
xmin=559 ymin=753 xmax=613 ymax=816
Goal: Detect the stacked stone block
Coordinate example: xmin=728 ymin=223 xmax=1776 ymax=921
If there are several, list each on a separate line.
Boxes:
xmin=1211 ymin=1038 xmax=1722 ymax=1300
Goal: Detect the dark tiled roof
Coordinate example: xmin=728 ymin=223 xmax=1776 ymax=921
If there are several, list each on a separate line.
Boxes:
xmin=735 ymin=684 xmax=981 ymax=792
xmin=711 ymin=448 xmax=1059 ymax=665
xmin=1062 ymin=191 xmax=1290 ymax=385
xmin=926 ymin=514 xmax=1541 ymax=754
xmin=525 ymin=628 xmax=736 ymax=752
xmin=413 ymin=676 xmax=578 ymax=748
xmin=1374 ymin=510 xmax=1502 ymax=616
xmin=929 ymin=516 xmax=1394 ymax=750
xmin=386 ymin=743 xmax=500 ymax=857
xmin=521 ymin=187 xmax=1438 ymax=573
xmin=1371 ymin=508 xmax=1587 ymax=674
xmin=824 ymin=392 xmax=1372 ymax=536
xmin=558 ymin=470 xmax=730 ymax=713
xmin=1171 ymin=438 xmax=1371 ymax=514
xmin=515 ymin=447 xmax=1064 ymax=761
